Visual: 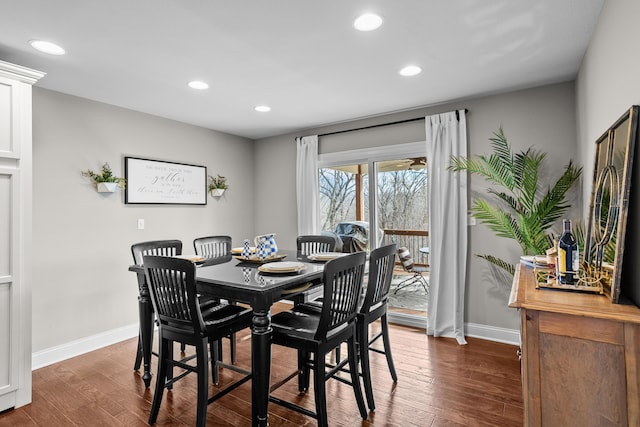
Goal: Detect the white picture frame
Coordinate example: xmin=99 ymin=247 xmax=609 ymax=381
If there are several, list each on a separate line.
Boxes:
xmin=124 ymin=157 xmax=207 ymax=205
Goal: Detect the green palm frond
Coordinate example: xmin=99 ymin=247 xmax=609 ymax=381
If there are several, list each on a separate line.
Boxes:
xmin=535 ymin=160 xmax=582 ymax=229
xmin=488 ymin=127 xmax=512 ymax=166
xmin=518 ymin=150 xmax=545 ymax=212
xmin=450 ymin=128 xmax=582 ymax=276
xmin=477 ymin=254 xmax=516 ymax=276
xmin=471 ymin=199 xmax=520 ymax=241
xmin=487 ymin=189 xmax=520 ymax=213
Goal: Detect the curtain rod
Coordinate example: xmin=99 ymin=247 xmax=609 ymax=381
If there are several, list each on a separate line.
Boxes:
xmin=295 ymin=108 xmax=468 ymax=140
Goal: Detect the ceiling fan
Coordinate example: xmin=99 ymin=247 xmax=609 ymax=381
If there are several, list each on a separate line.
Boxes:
xmin=408 ymin=157 xmax=426 ymax=169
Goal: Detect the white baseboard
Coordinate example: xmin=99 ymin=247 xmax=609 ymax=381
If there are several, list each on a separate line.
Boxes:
xmin=32 ymin=324 xmax=139 ymax=370
xmin=387 ymin=313 xmax=520 ymax=346
xmin=465 ymin=322 xmax=520 ymax=346
xmin=30 ymin=319 xmax=520 ymax=371
xmin=387 ymin=311 xmax=428 ymax=329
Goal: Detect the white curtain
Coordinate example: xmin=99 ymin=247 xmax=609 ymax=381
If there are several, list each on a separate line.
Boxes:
xmin=296 ymin=135 xmax=320 ymax=235
xmin=425 ymin=110 xmax=468 ymax=345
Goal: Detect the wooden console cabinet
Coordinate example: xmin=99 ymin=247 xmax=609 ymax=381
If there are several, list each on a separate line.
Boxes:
xmin=509 ymin=264 xmax=640 ymax=426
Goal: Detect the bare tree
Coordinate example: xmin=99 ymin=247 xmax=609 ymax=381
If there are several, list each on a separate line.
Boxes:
xmin=377 ymin=170 xmax=427 ymax=229
xmin=320 ymin=167 xmax=427 ymax=231
xmin=319 ymin=169 xmax=356 ymax=230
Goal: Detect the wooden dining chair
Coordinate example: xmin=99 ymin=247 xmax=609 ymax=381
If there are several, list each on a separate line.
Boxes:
xmin=193 ymin=235 xmax=232 ymax=258
xmin=131 ymin=239 xmax=183 ymax=373
xmin=296 ymin=234 xmax=336 ymax=255
xmin=294 ymin=235 xmax=337 ymax=308
xmin=143 ymin=255 xmax=252 ymax=427
xmin=193 ymin=235 xmax=238 ymax=363
xmin=268 ymin=252 xmax=368 ymax=426
xmin=357 ymin=243 xmax=398 ymax=411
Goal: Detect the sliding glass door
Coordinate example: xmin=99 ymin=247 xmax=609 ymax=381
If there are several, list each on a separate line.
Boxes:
xmin=318 ymin=142 xmax=429 ymax=327
xmin=374 ymin=158 xmax=428 ymax=320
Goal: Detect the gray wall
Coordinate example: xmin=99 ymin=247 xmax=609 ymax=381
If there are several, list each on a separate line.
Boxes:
xmin=576 ymin=0 xmax=640 ymax=205
xmin=575 ymin=0 xmax=640 ymax=307
xmin=255 ymin=81 xmax=577 ymax=331
xmin=32 ymin=88 xmax=255 ymax=352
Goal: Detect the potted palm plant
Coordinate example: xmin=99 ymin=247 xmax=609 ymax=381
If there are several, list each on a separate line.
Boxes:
xmin=448 ymin=127 xmax=582 ymax=275
xmin=82 ymin=162 xmax=126 ymax=193
xmin=208 ymin=174 xmax=228 ymax=197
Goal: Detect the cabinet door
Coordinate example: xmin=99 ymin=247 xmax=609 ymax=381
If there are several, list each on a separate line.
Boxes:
xmin=530 ymin=311 xmax=628 ymax=426
xmin=0 ymin=76 xmax=21 ymax=159
xmin=0 ymin=61 xmax=42 ymax=412
xmin=0 ymin=168 xmax=18 ymax=411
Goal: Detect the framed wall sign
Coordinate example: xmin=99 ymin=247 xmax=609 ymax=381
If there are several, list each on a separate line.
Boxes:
xmin=124 ymin=157 xmax=207 ymax=205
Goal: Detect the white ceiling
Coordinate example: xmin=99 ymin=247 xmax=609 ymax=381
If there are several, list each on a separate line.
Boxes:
xmin=0 ymin=0 xmax=604 ymax=140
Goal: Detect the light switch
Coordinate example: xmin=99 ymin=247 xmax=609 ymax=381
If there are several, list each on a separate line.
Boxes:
xmin=137 ymin=218 xmax=145 ymax=230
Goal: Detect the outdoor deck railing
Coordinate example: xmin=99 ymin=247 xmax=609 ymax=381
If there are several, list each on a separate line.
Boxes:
xmin=382 ymin=228 xmax=429 ymax=267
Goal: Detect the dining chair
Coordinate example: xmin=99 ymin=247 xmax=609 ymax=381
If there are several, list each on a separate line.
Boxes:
xmin=193 ymin=235 xmax=232 ymax=258
xmin=131 ymin=239 xmax=183 ymax=372
xmin=291 ymin=235 xmax=337 ymax=309
xmin=296 ymin=234 xmax=336 ymax=255
xmin=357 ymin=243 xmax=398 ymax=411
xmin=395 ymin=246 xmax=429 ymax=294
xmin=294 ymin=235 xmax=337 ymax=308
xmin=193 ymin=235 xmax=238 ymax=363
xmin=268 ymin=252 xmax=368 ymax=426
xmin=143 ymin=255 xmax=252 ymax=427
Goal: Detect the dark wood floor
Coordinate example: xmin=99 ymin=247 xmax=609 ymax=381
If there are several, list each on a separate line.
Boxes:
xmin=0 ymin=304 xmax=523 ymax=426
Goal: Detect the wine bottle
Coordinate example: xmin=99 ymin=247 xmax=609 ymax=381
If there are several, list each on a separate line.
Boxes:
xmin=557 ymin=219 xmax=579 ymax=284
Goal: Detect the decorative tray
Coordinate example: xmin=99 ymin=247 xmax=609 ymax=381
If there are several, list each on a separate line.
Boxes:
xmin=530 ymin=257 xmax=607 ymax=294
xmin=234 ymin=254 xmax=287 ymax=263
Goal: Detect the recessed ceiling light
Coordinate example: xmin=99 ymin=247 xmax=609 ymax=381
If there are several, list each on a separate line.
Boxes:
xmin=399 ymin=65 xmax=422 ymax=77
xmin=255 ymin=105 xmax=271 ymax=112
xmin=188 ymin=81 xmax=209 ymax=90
xmin=29 ymin=40 xmax=65 ymax=55
xmin=354 ymin=13 xmax=383 ymax=31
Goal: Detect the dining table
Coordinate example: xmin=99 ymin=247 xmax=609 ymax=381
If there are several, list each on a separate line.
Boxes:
xmin=129 ymin=249 xmax=326 ymax=427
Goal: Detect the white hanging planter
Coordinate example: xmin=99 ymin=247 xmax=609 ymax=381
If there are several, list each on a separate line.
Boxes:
xmin=97 ymin=182 xmax=119 ymax=193
xmin=210 ymin=188 xmax=225 ymax=197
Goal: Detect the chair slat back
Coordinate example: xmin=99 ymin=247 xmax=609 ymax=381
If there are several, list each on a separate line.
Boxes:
xmin=194 ymin=235 xmax=232 ymax=258
xmin=143 ymin=255 xmax=205 ymax=334
xmin=296 ymin=235 xmax=336 ymax=256
xmin=315 ymin=251 xmax=366 ymax=340
xmin=361 ymin=244 xmax=397 ymax=313
xmin=131 ymin=240 xmax=182 ymax=265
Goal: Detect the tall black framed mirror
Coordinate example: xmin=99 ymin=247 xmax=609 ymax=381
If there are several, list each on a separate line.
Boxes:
xmin=585 ymin=105 xmax=638 ymax=302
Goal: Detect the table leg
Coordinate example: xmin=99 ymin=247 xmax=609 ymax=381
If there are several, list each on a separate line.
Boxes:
xmin=251 ymin=309 xmax=272 ymax=427
xmin=137 ymin=274 xmax=154 ymax=388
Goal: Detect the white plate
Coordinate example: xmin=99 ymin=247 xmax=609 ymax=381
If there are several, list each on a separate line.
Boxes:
xmin=307 ymin=252 xmax=346 ymax=261
xmin=258 ymin=261 xmax=306 ymax=273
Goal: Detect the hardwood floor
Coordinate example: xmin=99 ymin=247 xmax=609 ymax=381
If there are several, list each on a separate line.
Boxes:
xmin=0 ymin=304 xmax=523 ymax=426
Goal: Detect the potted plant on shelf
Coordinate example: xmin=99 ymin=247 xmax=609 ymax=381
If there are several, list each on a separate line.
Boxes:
xmin=82 ymin=162 xmax=126 ymax=193
xmin=208 ymin=174 xmax=228 ymax=197
xmin=448 ymin=127 xmax=582 ymax=276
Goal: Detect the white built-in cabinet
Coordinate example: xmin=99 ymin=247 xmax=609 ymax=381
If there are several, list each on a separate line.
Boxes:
xmin=0 ymin=60 xmax=44 ymax=412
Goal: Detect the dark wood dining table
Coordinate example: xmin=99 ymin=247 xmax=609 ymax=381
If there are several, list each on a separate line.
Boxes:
xmin=129 ymin=249 xmax=325 ymax=427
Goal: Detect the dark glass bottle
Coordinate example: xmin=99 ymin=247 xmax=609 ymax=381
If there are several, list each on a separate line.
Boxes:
xmin=557 ymin=219 xmax=579 ymax=284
